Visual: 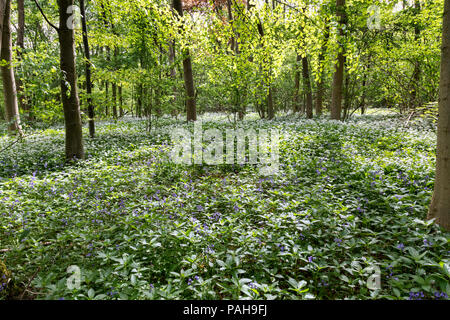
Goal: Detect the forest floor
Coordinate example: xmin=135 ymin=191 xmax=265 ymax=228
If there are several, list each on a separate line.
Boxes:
xmin=0 ymin=112 xmax=449 ymax=300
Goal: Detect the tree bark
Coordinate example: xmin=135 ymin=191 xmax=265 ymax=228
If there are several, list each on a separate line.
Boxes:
xmin=330 ymin=0 xmax=346 ymax=121
xmin=302 ymin=56 xmax=313 ymax=119
xmin=293 ymin=54 xmax=301 ymax=113
xmin=0 ymin=0 xmax=6 ymax=52
xmin=16 ymin=0 xmax=28 ymax=116
xmin=316 ymin=24 xmax=329 ymax=116
xmin=58 ymin=0 xmax=85 ymax=160
xmin=173 ymin=0 xmax=197 ymax=121
xmin=119 ymin=85 xmax=123 ymax=117
xmin=410 ymin=0 xmax=421 ymax=111
xmin=428 ymin=0 xmax=450 ymax=231
xmin=1 ymin=0 xmax=22 ymax=135
xmin=112 ymin=82 xmax=117 ymax=119
xmin=80 ymin=0 xmax=95 ymax=137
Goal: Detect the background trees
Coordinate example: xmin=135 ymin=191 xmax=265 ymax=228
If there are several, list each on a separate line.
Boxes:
xmin=1 ymin=0 xmax=443 ymax=126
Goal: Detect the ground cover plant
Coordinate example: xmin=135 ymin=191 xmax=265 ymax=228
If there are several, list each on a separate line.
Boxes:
xmin=1 ymin=113 xmax=448 ymax=300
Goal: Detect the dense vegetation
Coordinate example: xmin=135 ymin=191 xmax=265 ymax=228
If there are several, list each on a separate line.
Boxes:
xmin=1 ymin=0 xmax=449 ymax=301
xmin=0 ymin=113 xmax=449 ymax=300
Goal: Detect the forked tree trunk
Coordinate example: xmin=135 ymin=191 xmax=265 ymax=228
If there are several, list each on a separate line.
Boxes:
xmin=173 ymin=0 xmax=196 ymax=121
xmin=1 ymin=0 xmax=23 ymax=135
xmin=428 ymin=0 xmax=450 ymax=231
xmin=58 ymin=0 xmax=85 ymax=160
xmin=330 ymin=0 xmax=346 ymax=120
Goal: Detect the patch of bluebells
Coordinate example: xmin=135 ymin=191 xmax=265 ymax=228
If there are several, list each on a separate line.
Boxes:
xmin=385 ymin=265 xmax=398 ymax=281
xmin=187 ymin=275 xmax=200 ymax=286
xmin=204 ymin=245 xmax=215 ymax=255
xmin=408 ymin=291 xmax=425 ymax=300
xmin=248 ymin=282 xmax=258 ymax=290
xmin=433 ymin=291 xmax=448 ymax=300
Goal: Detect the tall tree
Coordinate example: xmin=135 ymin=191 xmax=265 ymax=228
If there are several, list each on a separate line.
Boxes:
xmin=16 ymin=0 xmax=28 ymax=116
xmin=80 ymin=0 xmax=95 ymax=137
xmin=173 ymin=0 xmax=197 ymax=121
xmin=1 ymin=0 xmax=23 ymax=135
xmin=58 ymin=0 xmax=84 ymax=159
xmin=34 ymin=0 xmax=85 ymax=159
xmin=428 ymin=0 xmax=450 ymax=231
xmin=330 ymin=0 xmax=346 ymax=120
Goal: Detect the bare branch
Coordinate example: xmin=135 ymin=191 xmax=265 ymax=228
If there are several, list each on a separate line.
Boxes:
xmin=32 ymin=0 xmax=59 ymax=32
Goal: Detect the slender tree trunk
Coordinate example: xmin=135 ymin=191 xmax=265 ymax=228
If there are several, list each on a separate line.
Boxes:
xmin=137 ymin=83 xmax=143 ymax=118
xmin=16 ymin=0 xmax=28 ymax=117
xmin=112 ymin=83 xmax=117 ymax=119
xmin=173 ymin=0 xmax=196 ymax=121
xmin=119 ymin=85 xmax=123 ymax=117
xmin=58 ymin=0 xmax=85 ymax=160
xmin=1 ymin=0 xmax=22 ymax=135
xmin=316 ymin=24 xmax=330 ymax=116
xmin=360 ymin=74 xmax=367 ymax=115
xmin=411 ymin=0 xmax=421 ymax=111
xmin=330 ymin=0 xmax=346 ymax=120
xmin=302 ymin=56 xmax=313 ymax=119
xmin=293 ymin=54 xmax=301 ymax=113
xmin=105 ymin=80 xmax=109 ymax=117
xmin=428 ymin=0 xmax=450 ymax=231
xmin=80 ymin=0 xmax=95 ymax=137
xmin=267 ymin=87 xmax=274 ymax=120
xmin=256 ymin=17 xmax=274 ymax=119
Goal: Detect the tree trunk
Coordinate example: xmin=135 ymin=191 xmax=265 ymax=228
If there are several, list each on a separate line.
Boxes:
xmin=16 ymin=0 xmax=28 ymax=117
xmin=293 ymin=54 xmax=301 ymax=113
xmin=58 ymin=0 xmax=85 ymax=160
xmin=428 ymin=0 xmax=450 ymax=231
xmin=0 ymin=0 xmax=6 ymax=53
xmin=302 ymin=56 xmax=313 ymax=119
xmin=112 ymin=83 xmax=117 ymax=119
xmin=105 ymin=80 xmax=109 ymax=117
xmin=173 ymin=0 xmax=197 ymax=121
xmin=267 ymin=87 xmax=274 ymax=120
xmin=119 ymin=85 xmax=123 ymax=117
xmin=410 ymin=0 xmax=421 ymax=111
xmin=316 ymin=24 xmax=329 ymax=116
xmin=330 ymin=0 xmax=346 ymax=121
xmin=80 ymin=0 xmax=95 ymax=138
xmin=1 ymin=0 xmax=22 ymax=135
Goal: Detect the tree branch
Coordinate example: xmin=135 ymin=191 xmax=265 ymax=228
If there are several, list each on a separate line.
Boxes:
xmin=32 ymin=0 xmax=59 ymax=32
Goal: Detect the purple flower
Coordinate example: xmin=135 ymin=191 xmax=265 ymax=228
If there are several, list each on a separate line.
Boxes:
xmin=248 ymin=282 xmax=258 ymax=289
